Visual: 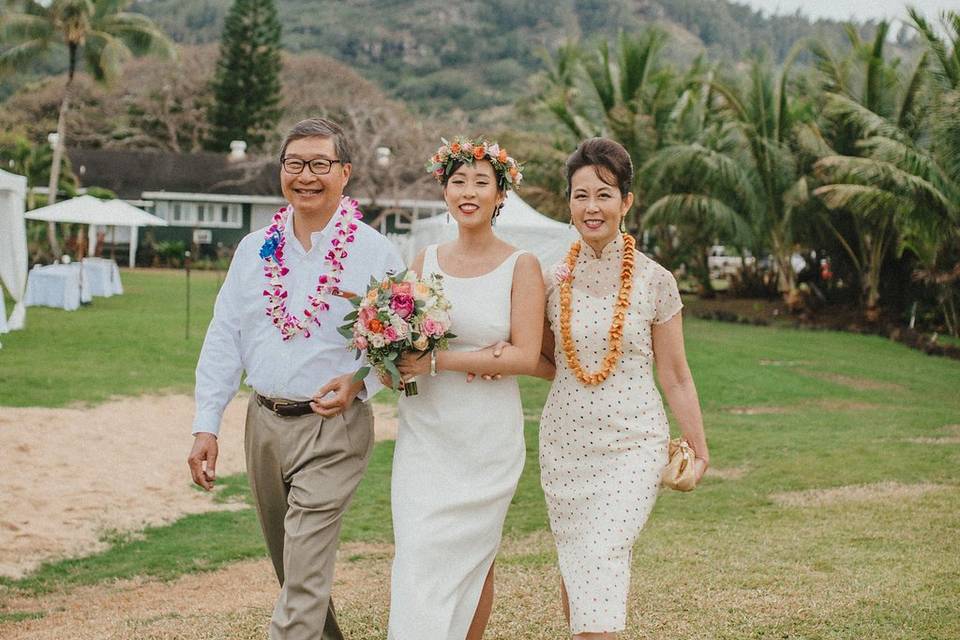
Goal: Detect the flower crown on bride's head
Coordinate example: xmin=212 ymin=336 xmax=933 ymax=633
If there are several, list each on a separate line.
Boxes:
xmin=425 ymin=136 xmax=523 ymax=190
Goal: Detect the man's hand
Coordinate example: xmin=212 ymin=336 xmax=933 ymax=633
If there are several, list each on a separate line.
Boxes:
xmin=188 ymin=433 xmax=218 ymax=491
xmin=311 ymin=372 xmax=364 ymax=417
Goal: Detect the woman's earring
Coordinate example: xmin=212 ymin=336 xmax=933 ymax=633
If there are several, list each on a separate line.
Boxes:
xmin=568 ymin=218 xmax=573 ymax=229
xmin=619 ymin=217 xmax=626 ymax=232
xmin=446 ymin=211 xmax=450 ymax=224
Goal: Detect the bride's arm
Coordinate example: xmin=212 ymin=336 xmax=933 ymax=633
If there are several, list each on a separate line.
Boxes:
xmin=398 ymin=254 xmax=545 ymax=378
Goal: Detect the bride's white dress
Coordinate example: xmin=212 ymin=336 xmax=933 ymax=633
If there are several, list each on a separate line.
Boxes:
xmin=388 ymin=245 xmax=527 ymax=639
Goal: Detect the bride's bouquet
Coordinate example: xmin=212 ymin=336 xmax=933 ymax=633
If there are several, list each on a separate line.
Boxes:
xmin=339 ymin=270 xmax=455 ymax=396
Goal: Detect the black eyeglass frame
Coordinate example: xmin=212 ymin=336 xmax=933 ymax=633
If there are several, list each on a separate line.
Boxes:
xmin=280 ymin=156 xmax=342 ymax=175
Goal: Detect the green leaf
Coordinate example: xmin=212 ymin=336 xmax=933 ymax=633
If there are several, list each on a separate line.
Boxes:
xmin=353 ymin=366 xmax=371 ymax=382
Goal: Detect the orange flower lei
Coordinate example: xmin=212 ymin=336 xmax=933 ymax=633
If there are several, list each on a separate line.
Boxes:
xmin=559 ymin=233 xmax=636 ymax=385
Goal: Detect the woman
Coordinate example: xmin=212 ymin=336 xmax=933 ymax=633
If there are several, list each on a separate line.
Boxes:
xmin=387 ymin=137 xmax=546 ymax=639
xmin=539 ymin=138 xmax=709 ymax=638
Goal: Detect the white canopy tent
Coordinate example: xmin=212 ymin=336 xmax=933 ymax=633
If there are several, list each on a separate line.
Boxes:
xmin=23 ymin=195 xmax=167 ymax=267
xmin=409 ymin=192 xmax=578 ymax=268
xmin=0 ymin=169 xmax=28 ymax=332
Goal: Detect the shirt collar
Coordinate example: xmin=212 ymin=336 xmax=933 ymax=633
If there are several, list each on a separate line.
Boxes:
xmin=285 ymin=206 xmax=338 ymax=255
xmin=581 ymin=233 xmax=625 ymax=261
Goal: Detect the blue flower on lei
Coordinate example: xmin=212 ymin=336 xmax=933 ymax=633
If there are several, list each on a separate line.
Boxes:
xmin=260 ymin=232 xmax=281 ymax=260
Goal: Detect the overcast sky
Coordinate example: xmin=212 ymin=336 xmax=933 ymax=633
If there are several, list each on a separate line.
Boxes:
xmin=735 ymin=0 xmax=958 ymax=22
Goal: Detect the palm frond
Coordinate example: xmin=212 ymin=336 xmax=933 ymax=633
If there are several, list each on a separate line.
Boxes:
xmin=100 ymin=13 xmax=174 ymax=58
xmin=0 ymin=38 xmax=53 ymax=74
xmin=808 ymin=39 xmax=847 ymax=95
xmin=822 ymin=92 xmax=905 ymax=141
xmin=794 ymin=122 xmax=837 ymax=159
xmin=897 ymin=51 xmax=928 ymax=134
xmin=908 ymin=6 xmax=959 ymax=90
xmin=83 ymin=29 xmax=131 ymax=82
xmin=618 ymin=28 xmax=664 ymax=108
xmin=1 ymin=11 xmax=53 ymax=41
xmin=645 ymin=193 xmax=754 ymax=244
xmin=584 ymin=40 xmax=615 ymax=113
xmin=814 ymin=155 xmax=952 ymax=216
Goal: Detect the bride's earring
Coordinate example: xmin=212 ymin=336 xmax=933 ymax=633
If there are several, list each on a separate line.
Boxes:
xmin=446 ymin=211 xmax=450 ymax=224
xmin=619 ymin=216 xmax=626 ymax=232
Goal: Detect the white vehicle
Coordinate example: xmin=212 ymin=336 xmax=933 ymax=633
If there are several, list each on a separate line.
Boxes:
xmin=708 ymin=245 xmax=756 ymax=278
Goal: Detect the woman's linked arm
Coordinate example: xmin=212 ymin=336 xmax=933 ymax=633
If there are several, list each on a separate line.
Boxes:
xmin=398 ymin=254 xmax=545 ymax=379
xmin=652 ymin=313 xmax=709 ymax=469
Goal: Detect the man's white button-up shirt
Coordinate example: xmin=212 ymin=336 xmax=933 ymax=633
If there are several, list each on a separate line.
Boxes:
xmin=192 ymin=208 xmax=405 ymax=435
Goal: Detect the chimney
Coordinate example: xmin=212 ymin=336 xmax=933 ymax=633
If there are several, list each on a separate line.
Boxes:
xmin=229 ymin=140 xmax=247 ymax=161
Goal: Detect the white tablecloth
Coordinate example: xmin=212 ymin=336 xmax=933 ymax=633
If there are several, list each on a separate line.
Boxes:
xmin=24 ymin=264 xmax=92 ymax=311
xmin=82 ymin=258 xmax=123 ymax=297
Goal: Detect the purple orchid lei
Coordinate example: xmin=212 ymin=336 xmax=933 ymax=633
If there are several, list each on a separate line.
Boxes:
xmin=261 ymin=196 xmax=362 ymax=340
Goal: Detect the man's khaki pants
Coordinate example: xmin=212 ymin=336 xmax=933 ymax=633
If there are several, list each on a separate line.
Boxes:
xmin=245 ymin=395 xmax=374 ymax=640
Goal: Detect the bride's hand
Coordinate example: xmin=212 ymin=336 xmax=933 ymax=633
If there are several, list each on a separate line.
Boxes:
xmin=377 ymin=369 xmax=399 ymax=390
xmin=466 ymin=341 xmax=510 ymax=382
xmin=397 ymin=350 xmax=431 ymax=381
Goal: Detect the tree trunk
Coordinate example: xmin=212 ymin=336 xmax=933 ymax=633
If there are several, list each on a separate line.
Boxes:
xmin=694 ymin=246 xmax=716 ymax=299
xmin=45 ymin=44 xmax=80 ymax=260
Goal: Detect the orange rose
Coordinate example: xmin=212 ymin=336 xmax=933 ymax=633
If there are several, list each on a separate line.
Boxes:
xmin=473 ymin=145 xmax=486 ymax=160
xmin=369 ymin=318 xmax=383 ymax=334
xmin=432 ymin=153 xmax=442 ymax=163
xmin=498 ymin=149 xmax=508 ymax=163
xmin=509 ymin=166 xmax=519 ymax=177
xmin=450 ymin=142 xmax=462 ymax=154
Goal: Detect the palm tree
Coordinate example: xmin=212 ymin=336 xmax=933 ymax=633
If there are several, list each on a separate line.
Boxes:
xmin=537 ymin=30 xmax=711 ymax=274
xmin=641 ymin=53 xmax=816 ymax=300
xmin=0 ymin=0 xmax=173 ymax=257
xmin=0 ymin=135 xmax=78 ymax=210
xmin=537 ymin=30 xmax=678 ymax=222
xmin=809 ymin=20 xmax=934 ymax=320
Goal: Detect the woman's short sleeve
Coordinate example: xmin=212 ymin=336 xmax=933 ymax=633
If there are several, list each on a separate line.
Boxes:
xmin=651 ymin=264 xmax=683 ymax=324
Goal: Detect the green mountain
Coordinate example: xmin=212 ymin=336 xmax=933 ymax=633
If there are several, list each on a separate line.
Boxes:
xmin=125 ymin=0 xmax=887 ymax=113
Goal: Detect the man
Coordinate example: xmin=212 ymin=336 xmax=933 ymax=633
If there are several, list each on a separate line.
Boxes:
xmin=188 ymin=118 xmax=404 ymax=639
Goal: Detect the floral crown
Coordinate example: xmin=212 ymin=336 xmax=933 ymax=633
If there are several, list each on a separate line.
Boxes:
xmin=426 ymin=136 xmax=523 ymax=190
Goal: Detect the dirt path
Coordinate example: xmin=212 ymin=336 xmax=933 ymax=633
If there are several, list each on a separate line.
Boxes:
xmin=0 ymin=395 xmax=397 ymax=579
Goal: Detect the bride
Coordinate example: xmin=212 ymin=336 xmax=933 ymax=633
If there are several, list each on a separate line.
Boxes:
xmin=387 ymin=137 xmax=546 ymax=639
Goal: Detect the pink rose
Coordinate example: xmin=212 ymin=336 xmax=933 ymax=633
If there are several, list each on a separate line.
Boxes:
xmin=359 ymin=306 xmax=377 ymax=328
xmin=390 ymin=294 xmax=415 ymax=319
xmin=392 ymin=282 xmax=413 ymax=296
xmin=383 ymin=325 xmax=398 ymax=342
xmin=421 ymin=317 xmax=444 ymax=338
xmin=354 ymin=335 xmax=368 ymax=350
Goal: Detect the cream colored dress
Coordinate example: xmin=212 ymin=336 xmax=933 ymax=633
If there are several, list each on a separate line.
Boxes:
xmin=540 ymin=234 xmax=683 ymax=634
xmin=388 ymin=245 xmax=527 ymax=640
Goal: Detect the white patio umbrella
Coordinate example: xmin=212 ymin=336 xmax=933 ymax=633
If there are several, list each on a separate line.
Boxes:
xmin=24 ymin=195 xmax=167 ymax=267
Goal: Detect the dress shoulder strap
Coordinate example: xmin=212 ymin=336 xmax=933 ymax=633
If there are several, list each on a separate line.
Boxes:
xmin=501 ymin=249 xmax=528 ymax=275
xmin=422 ymin=244 xmax=439 ymax=275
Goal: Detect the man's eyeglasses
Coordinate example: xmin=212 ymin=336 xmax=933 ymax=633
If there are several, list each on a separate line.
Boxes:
xmin=281 ymin=157 xmax=341 ymax=175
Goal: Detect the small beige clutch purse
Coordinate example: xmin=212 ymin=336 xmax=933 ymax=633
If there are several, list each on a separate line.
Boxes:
xmin=661 ymin=438 xmax=698 ymax=492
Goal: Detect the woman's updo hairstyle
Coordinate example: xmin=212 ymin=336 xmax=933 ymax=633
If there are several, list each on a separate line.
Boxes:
xmin=564 ymin=137 xmax=633 ymax=198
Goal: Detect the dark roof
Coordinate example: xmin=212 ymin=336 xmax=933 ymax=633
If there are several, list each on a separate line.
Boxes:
xmin=68 ymin=148 xmax=280 ymax=200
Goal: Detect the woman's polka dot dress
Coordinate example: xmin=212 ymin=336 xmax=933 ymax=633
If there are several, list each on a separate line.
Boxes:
xmin=540 ymin=234 xmax=683 ymax=634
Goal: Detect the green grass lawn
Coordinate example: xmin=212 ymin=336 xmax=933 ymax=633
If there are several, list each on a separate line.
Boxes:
xmin=2 ymin=270 xmax=959 ymax=638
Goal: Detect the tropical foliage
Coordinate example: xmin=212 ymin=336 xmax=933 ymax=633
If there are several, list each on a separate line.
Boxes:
xmin=536 ymin=9 xmax=959 ymax=333
xmin=0 ymin=0 xmax=173 ymax=257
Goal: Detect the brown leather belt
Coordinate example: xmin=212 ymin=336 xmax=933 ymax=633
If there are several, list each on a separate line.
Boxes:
xmin=255 ymin=393 xmax=315 ymax=417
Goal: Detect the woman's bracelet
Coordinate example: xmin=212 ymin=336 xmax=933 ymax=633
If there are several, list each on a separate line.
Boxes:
xmin=429 ymin=349 xmax=438 ymax=376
